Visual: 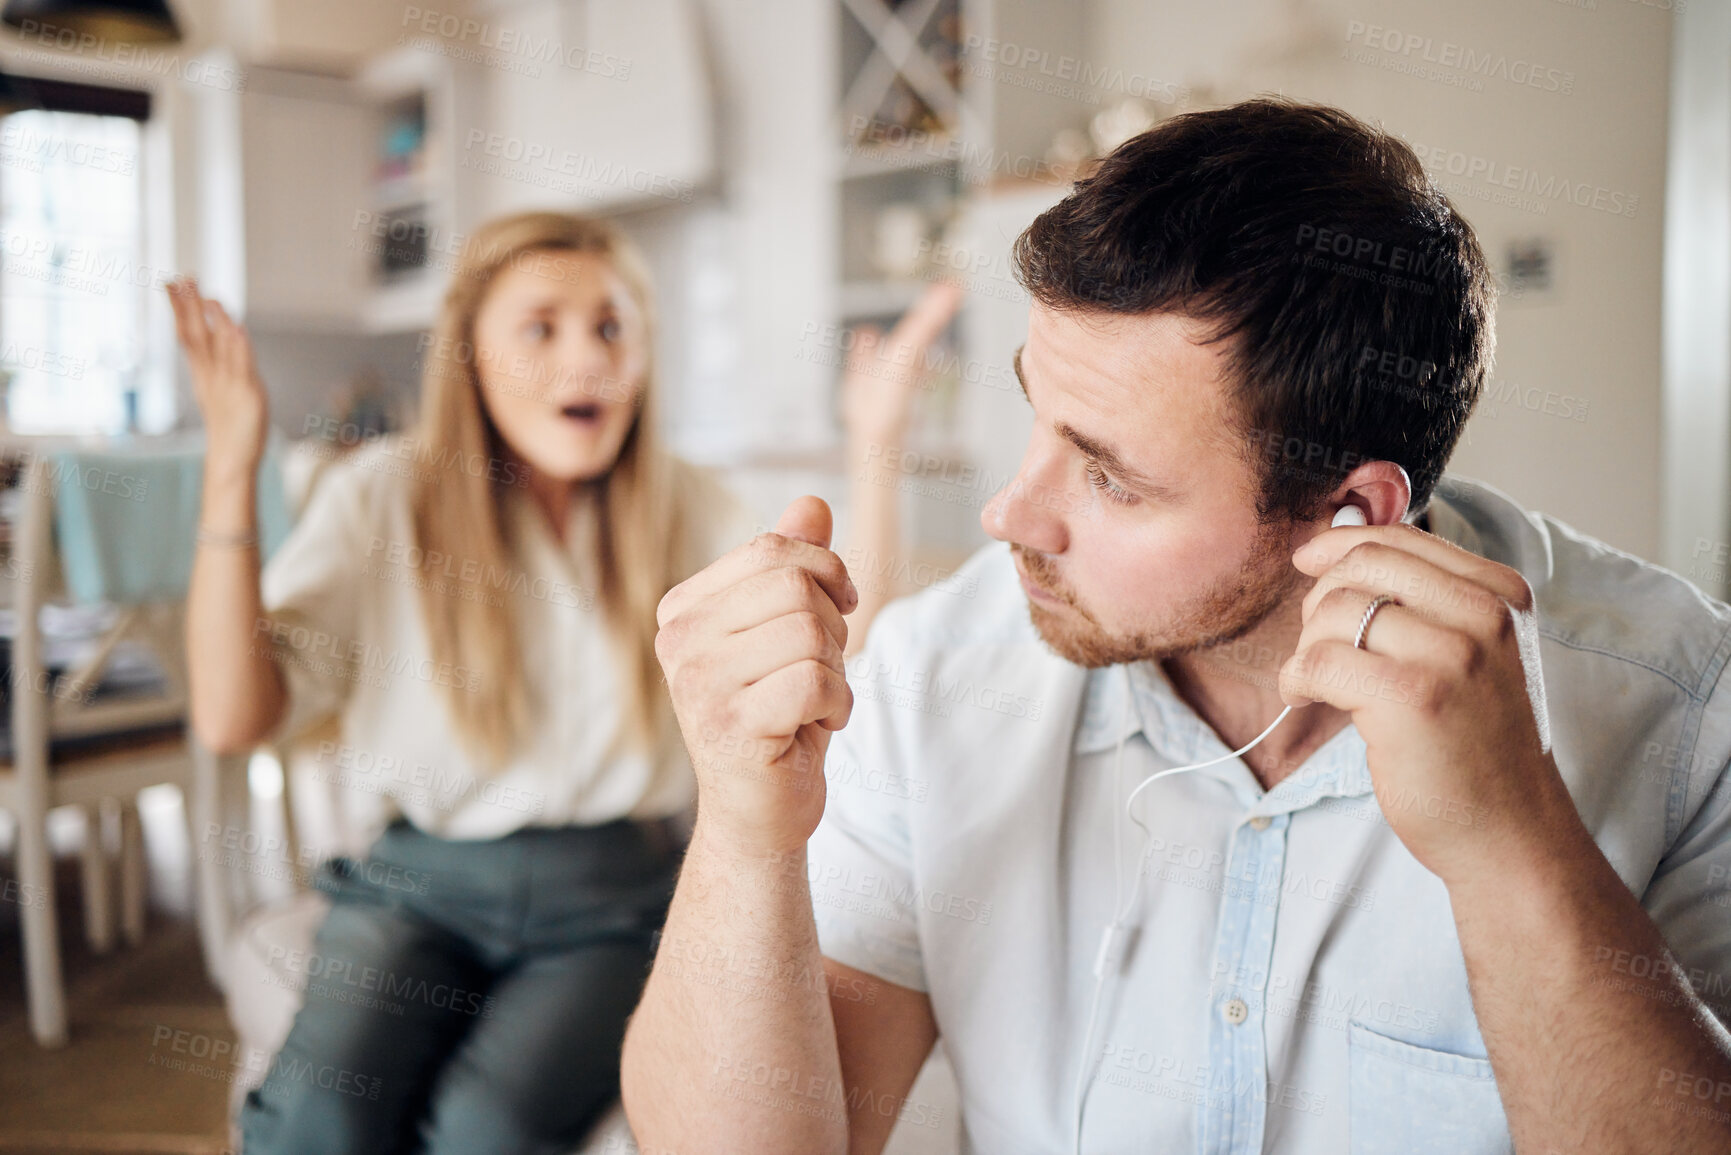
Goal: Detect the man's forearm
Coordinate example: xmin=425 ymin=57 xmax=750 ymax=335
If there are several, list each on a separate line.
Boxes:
xmin=1452 ymin=808 xmax=1731 ymax=1152
xmin=621 ymin=822 xmax=847 ymax=1155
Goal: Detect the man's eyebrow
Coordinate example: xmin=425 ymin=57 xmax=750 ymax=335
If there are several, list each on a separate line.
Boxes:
xmin=1058 ymin=423 xmax=1184 ymax=501
xmin=1012 ymin=344 xmax=1184 ymax=502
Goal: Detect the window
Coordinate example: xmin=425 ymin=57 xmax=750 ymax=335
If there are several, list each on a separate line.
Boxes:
xmin=0 ymin=107 xmax=151 ymax=435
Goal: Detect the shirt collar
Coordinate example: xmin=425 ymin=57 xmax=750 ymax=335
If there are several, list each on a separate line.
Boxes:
xmin=1072 ymin=659 xmax=1374 ymax=813
xmin=503 ymin=483 xmax=600 ymax=584
xmin=1423 ymin=476 xmax=1487 ymax=560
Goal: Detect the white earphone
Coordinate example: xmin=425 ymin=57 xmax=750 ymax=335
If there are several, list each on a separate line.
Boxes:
xmin=1067 ymin=501 xmax=1366 ymax=1152
xmin=1331 ymin=503 xmax=1368 ymax=528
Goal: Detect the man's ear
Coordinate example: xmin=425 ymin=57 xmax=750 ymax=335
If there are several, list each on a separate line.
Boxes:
xmin=1325 ymin=461 xmax=1412 ymax=527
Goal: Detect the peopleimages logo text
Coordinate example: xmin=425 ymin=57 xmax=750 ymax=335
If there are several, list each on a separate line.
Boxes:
xmin=1345 ymin=21 xmax=1575 ymax=94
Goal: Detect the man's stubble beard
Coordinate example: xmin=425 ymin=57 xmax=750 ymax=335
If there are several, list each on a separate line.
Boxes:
xmin=1015 ymin=520 xmax=1303 ymax=669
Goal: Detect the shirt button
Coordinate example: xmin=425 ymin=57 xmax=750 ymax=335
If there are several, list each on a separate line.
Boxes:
xmin=1248 ymin=816 xmax=1271 ymax=831
xmin=1222 ymin=997 xmax=1249 ymax=1025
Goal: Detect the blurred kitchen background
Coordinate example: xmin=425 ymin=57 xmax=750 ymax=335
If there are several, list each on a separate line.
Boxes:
xmin=2 ymin=0 xmax=1713 ymax=573
xmin=0 ymin=0 xmax=1720 ymax=1151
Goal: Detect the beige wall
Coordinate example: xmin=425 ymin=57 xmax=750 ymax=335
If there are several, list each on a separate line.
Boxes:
xmin=1082 ymin=0 xmax=1672 ymax=560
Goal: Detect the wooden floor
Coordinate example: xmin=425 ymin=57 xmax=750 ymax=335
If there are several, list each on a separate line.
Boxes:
xmin=0 ymin=797 xmax=233 ymax=1155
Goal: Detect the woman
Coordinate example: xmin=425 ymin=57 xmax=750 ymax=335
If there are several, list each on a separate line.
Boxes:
xmin=168 ymin=211 xmax=959 ymax=1154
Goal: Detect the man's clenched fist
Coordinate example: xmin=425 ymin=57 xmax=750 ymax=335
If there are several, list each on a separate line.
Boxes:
xmin=655 ymin=496 xmax=859 ymax=856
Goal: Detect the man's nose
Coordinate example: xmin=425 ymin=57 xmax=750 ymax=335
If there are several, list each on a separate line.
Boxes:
xmin=981 ymin=454 xmax=1070 ymax=556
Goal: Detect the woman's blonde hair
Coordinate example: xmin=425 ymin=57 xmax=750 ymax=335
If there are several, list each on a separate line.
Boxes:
xmin=409 ymin=211 xmax=694 ymax=769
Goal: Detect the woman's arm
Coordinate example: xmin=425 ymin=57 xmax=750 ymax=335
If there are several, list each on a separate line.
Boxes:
xmin=839 ymin=282 xmax=964 ymax=656
xmin=168 ymin=279 xmax=286 ymax=753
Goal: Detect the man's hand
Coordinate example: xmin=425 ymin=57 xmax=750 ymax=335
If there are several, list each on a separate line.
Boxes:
xmin=1277 ymin=522 xmax=1573 ymax=887
xmin=1280 ymin=523 xmax=1731 ymax=1153
xmin=656 ymin=495 xmax=859 ymax=857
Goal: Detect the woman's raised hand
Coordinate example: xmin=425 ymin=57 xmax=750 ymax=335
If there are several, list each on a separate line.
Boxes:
xmin=840 ymin=280 xmax=965 ymax=450
xmin=167 ymin=277 xmax=269 ymax=480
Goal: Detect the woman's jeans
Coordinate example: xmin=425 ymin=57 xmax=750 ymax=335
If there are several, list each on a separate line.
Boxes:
xmin=240 ymin=817 xmax=683 ymax=1155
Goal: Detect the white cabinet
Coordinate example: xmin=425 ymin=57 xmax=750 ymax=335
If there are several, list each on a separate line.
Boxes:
xmin=233 ymin=69 xmax=373 ymax=328
xmin=466 ymin=0 xmax=715 ymax=219
xmin=196 ymin=0 xmax=716 ymax=334
xmin=191 ymin=61 xmax=369 ymax=328
xmin=225 ymin=0 xmax=414 ymax=74
xmin=193 ymin=52 xmax=465 ymax=333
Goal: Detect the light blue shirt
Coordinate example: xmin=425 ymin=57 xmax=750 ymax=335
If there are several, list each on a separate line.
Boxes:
xmin=808 ymin=475 xmax=1731 ymax=1154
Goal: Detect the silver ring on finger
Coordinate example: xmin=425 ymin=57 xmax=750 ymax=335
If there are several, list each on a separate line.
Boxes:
xmin=1354 ymin=593 xmax=1398 ymax=652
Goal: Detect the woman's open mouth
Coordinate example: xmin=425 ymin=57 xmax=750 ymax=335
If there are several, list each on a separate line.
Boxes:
xmin=559 ymin=402 xmax=603 ymax=425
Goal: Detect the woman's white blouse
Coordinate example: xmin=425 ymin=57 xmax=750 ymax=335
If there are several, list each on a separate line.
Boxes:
xmin=258 ymin=437 xmax=758 ymax=841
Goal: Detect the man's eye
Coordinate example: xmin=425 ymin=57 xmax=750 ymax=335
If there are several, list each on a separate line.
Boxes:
xmin=1085 ymin=459 xmax=1136 ymax=505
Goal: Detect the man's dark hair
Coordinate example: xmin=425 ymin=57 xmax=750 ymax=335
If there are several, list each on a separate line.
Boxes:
xmin=1012 ymin=97 xmax=1495 ymax=521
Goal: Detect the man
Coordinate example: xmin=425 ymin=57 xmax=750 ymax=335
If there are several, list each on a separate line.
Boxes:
xmin=621 ymin=99 xmax=1731 ymax=1153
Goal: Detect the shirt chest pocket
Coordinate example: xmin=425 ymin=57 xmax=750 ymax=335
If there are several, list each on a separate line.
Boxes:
xmin=1347 ymin=1020 xmax=1513 ymax=1155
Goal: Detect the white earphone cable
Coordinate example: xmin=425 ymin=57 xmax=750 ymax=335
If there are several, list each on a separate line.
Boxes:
xmin=1068 ymin=503 xmax=1360 ymax=1150
xmin=1069 ymin=664 xmax=1293 ymax=1154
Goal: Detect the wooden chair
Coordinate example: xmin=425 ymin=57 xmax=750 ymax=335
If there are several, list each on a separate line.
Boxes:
xmin=0 ymin=453 xmax=230 ymax=1045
